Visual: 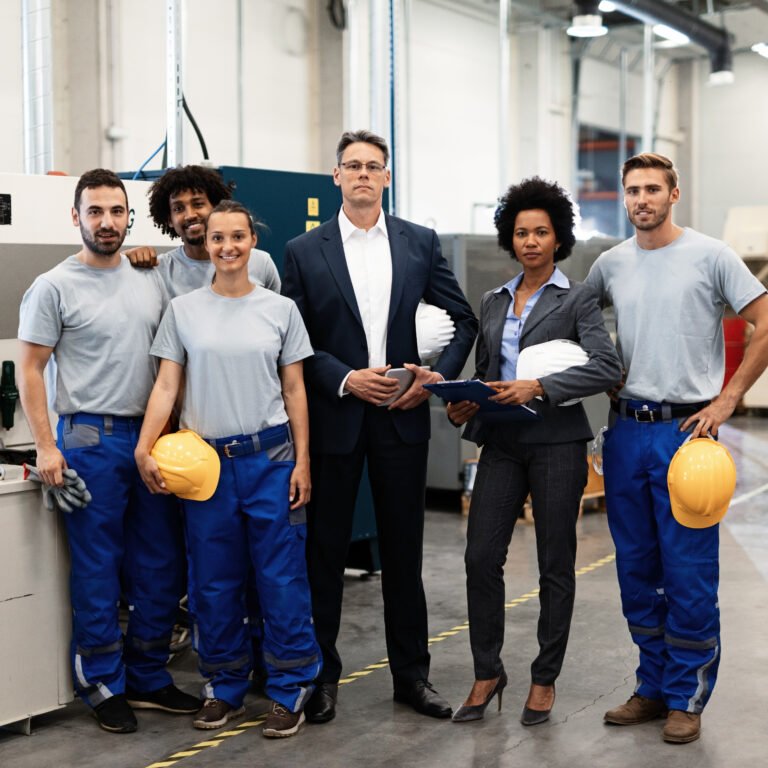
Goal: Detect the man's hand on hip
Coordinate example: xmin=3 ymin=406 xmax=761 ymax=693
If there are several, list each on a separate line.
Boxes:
xmin=345 ymin=366 xmax=400 ymax=405
xmin=681 ymin=394 xmax=738 ymax=438
xmin=389 ymin=363 xmax=442 ymax=411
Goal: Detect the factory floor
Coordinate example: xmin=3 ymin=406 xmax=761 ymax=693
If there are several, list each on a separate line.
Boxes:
xmin=2 ymin=416 xmax=767 ymax=768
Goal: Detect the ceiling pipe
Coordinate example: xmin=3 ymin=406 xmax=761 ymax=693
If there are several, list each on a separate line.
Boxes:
xmin=608 ymin=0 xmax=733 ymax=76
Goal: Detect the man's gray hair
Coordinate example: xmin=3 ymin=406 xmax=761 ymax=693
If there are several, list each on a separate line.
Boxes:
xmin=335 ymin=130 xmax=390 ymax=166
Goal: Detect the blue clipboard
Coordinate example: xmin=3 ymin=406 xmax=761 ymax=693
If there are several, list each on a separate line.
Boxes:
xmin=423 ymin=380 xmax=540 ymax=421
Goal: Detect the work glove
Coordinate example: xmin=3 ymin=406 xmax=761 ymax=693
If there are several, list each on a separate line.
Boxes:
xmin=23 ymin=465 xmax=93 ymax=512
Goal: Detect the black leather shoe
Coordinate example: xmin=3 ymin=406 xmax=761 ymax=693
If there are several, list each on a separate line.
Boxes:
xmin=393 ymin=680 xmax=452 ymax=719
xmin=305 ymin=682 xmax=338 ymax=724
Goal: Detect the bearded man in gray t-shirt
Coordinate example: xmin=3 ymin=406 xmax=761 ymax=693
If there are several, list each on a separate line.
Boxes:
xmin=17 ymin=170 xmax=200 ymax=734
xmin=585 ymin=153 xmax=768 ymax=744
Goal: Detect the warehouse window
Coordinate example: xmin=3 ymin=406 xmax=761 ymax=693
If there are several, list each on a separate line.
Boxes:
xmin=577 ymin=126 xmax=638 ymax=238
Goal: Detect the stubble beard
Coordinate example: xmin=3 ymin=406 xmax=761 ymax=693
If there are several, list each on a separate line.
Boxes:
xmin=630 ymin=205 xmax=669 ymax=232
xmin=80 ymin=224 xmax=126 ymax=257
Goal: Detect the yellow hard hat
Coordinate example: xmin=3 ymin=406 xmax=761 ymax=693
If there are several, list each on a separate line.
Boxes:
xmin=150 ymin=430 xmax=220 ymax=502
xmin=667 ymin=436 xmax=736 ymax=529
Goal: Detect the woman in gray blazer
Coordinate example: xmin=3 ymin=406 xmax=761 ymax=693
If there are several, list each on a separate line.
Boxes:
xmin=449 ymin=178 xmax=622 ymax=726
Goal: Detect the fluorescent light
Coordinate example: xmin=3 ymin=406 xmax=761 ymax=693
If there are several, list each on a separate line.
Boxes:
xmin=708 ymin=70 xmax=735 ymax=86
xmin=567 ymin=14 xmax=608 ymax=37
xmin=752 ymin=42 xmax=768 ymax=59
xmin=598 ymin=1 xmax=616 ymax=12
xmin=653 ymin=24 xmax=690 ymax=47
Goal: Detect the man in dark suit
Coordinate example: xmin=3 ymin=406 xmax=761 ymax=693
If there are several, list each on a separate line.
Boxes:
xmin=283 ymin=130 xmax=477 ymax=723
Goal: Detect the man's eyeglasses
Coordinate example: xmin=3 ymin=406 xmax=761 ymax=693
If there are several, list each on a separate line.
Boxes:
xmin=339 ymin=161 xmax=387 ymax=175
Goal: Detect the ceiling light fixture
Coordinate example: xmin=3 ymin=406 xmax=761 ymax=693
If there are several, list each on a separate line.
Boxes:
xmin=568 ymin=1 xmax=608 ymax=37
xmin=567 ymin=15 xmax=608 ymax=37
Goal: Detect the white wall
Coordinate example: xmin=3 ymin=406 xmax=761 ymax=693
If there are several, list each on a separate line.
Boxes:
xmin=695 ymin=51 xmax=768 ymax=239
xmin=0 ymin=2 xmax=25 ymax=173
xmin=409 ymin=1 xmax=499 ymax=232
xmin=513 ymin=26 xmax=573 ymax=189
xmin=1 ymin=0 xmax=767 ymax=237
xmin=0 ymin=0 xmax=333 ymax=176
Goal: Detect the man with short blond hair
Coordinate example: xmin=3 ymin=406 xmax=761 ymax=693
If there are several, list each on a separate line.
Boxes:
xmin=586 ymin=152 xmax=768 ymax=743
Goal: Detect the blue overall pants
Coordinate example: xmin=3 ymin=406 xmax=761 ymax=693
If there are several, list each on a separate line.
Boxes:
xmin=57 ymin=413 xmax=185 ymax=708
xmin=183 ymin=423 xmax=320 ymax=712
xmin=603 ymin=406 xmax=720 ymax=713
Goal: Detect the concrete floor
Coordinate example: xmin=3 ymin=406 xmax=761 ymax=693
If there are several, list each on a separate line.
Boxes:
xmin=2 ymin=416 xmax=767 ymax=768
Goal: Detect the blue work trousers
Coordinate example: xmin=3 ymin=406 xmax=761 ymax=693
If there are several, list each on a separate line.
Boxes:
xmin=603 ymin=414 xmax=720 ymax=713
xmin=57 ymin=413 xmax=185 ymax=707
xmin=183 ymin=427 xmax=320 ymax=712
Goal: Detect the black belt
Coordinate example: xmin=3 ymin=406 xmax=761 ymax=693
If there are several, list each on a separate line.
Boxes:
xmin=611 ymin=399 xmax=710 ymax=423
xmin=208 ymin=424 xmax=289 ymax=458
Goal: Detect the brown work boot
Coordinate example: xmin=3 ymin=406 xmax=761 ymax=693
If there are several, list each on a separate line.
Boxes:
xmin=604 ymin=694 xmax=667 ymax=724
xmin=262 ymin=700 xmax=305 ymax=738
xmin=662 ymin=710 xmax=701 ymax=743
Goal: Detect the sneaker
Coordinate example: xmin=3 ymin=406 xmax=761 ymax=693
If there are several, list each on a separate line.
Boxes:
xmin=262 ymin=700 xmax=305 ymax=738
xmin=126 ymin=684 xmax=201 ymax=714
xmin=604 ymin=694 xmax=667 ymax=725
xmin=662 ymin=710 xmax=701 ymax=743
xmin=93 ymin=694 xmax=138 ymax=733
xmin=193 ymin=698 xmax=245 ymax=730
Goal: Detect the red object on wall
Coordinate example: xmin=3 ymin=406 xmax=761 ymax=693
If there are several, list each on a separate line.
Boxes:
xmin=723 ymin=317 xmax=747 ymax=388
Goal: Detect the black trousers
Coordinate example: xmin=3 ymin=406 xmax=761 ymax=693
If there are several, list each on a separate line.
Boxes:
xmin=307 ymin=404 xmax=430 ymax=685
xmin=466 ymin=440 xmax=587 ymax=685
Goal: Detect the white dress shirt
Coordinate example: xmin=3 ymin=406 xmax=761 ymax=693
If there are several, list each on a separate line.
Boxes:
xmin=338 ymin=207 xmax=393 ymax=396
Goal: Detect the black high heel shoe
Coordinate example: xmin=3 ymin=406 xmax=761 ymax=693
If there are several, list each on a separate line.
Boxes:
xmin=451 ymin=671 xmax=508 ymax=723
xmin=520 ymin=682 xmax=555 ymax=726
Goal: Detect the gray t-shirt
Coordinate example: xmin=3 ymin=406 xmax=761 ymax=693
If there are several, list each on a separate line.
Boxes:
xmin=585 ymin=227 xmax=766 ymax=402
xmin=151 ymin=286 xmax=313 ymax=439
xmin=156 ymin=245 xmax=281 ymax=298
xmin=18 ymin=255 xmax=168 ymax=416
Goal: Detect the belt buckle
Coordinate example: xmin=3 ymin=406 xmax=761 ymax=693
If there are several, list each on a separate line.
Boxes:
xmin=223 ymin=440 xmax=240 ymax=458
xmin=634 ymin=405 xmax=656 ymax=423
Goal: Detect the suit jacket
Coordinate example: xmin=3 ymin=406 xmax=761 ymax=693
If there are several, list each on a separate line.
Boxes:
xmin=463 ymin=279 xmax=622 ymax=446
xmin=283 ymin=212 xmax=478 ymax=454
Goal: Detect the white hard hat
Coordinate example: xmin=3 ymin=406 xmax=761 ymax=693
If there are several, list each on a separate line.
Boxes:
xmin=516 ymin=339 xmax=589 ymax=406
xmin=415 ymin=302 xmax=455 ymax=361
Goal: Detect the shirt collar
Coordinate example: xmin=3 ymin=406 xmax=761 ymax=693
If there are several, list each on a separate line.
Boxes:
xmin=338 ymin=206 xmax=389 ymax=243
xmin=495 ymin=265 xmax=570 ymax=295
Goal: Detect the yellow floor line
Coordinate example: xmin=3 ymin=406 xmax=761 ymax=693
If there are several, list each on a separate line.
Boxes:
xmin=143 ymin=550 xmax=615 ymax=768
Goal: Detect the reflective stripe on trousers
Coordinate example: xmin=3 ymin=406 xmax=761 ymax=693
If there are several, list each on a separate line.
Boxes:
xmin=183 ymin=435 xmax=321 ymax=712
xmin=58 ymin=414 xmax=186 ymax=706
xmin=603 ymin=416 xmax=720 ymax=713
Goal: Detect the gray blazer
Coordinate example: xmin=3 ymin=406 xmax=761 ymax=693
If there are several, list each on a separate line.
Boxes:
xmin=463 ymin=279 xmax=622 ymax=446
